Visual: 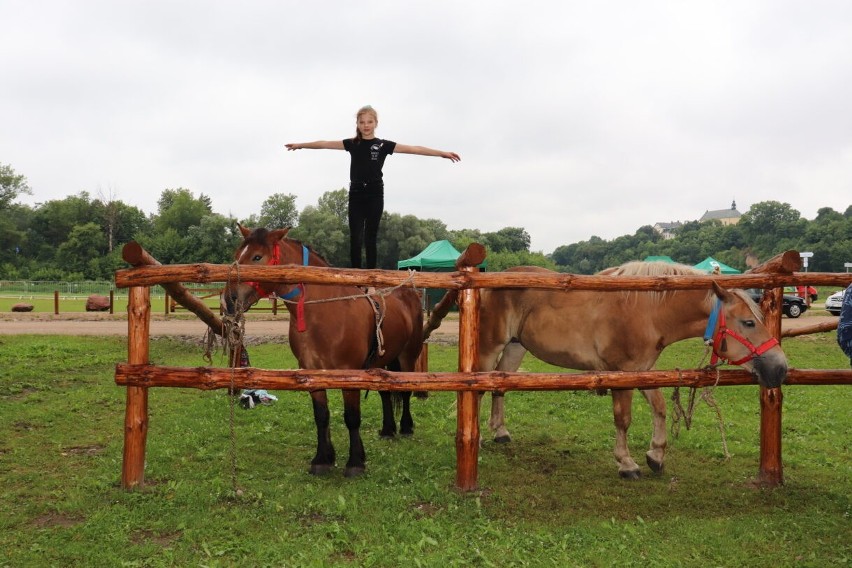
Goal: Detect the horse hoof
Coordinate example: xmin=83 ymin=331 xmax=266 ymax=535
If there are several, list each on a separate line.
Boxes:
xmin=379 ymin=430 xmax=396 ymax=439
xmin=619 ymin=469 xmax=642 ymax=480
xmin=401 ymin=429 xmax=414 ymax=437
xmin=646 ymin=456 xmax=664 ymax=474
xmin=309 ymin=464 xmax=334 ymax=476
xmin=344 ymin=466 xmax=366 ymax=478
xmin=494 ymin=435 xmax=511 ymax=444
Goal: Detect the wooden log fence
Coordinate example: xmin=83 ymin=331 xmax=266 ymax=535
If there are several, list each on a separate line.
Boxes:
xmin=114 ymin=244 xmax=852 ymax=491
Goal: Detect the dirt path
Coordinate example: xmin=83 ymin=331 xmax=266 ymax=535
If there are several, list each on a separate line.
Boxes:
xmin=0 ymin=311 xmax=837 ymax=338
xmin=0 ymin=312 xmax=461 ymax=339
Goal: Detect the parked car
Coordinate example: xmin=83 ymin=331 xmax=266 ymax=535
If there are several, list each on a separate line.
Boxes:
xmin=825 ymin=289 xmax=845 ymax=316
xmin=745 ymin=289 xmax=808 ymax=318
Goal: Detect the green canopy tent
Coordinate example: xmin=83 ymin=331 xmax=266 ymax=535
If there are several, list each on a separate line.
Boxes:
xmin=693 ymin=256 xmax=741 ymax=274
xmin=397 ymin=240 xmax=486 ymax=311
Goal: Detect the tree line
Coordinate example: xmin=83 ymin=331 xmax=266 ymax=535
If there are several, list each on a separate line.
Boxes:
xmin=1 ymin=162 xmax=850 ymax=281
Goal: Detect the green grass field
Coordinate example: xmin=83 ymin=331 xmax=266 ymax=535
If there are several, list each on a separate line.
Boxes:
xmin=0 ymin=333 xmax=849 ymax=567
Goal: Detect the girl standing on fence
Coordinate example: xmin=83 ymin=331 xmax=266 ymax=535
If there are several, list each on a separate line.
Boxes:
xmin=285 ymin=105 xmax=460 ymax=269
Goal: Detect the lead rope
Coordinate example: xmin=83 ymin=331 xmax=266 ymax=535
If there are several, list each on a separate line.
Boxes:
xmin=206 ymin=261 xmax=249 ymax=498
xmin=367 ymin=290 xmax=387 ymax=356
xmin=670 ymin=343 xmax=731 ymax=460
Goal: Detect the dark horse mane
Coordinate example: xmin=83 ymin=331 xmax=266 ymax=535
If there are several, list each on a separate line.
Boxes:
xmin=244 ymin=227 xmax=331 ymax=266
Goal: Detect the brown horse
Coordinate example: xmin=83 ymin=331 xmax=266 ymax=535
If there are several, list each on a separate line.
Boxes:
xmin=478 ymin=262 xmax=788 ymax=479
xmin=222 ymin=226 xmax=424 ymax=477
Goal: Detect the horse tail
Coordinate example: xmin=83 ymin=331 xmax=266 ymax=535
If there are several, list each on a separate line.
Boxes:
xmin=386 ymin=358 xmax=408 ymax=412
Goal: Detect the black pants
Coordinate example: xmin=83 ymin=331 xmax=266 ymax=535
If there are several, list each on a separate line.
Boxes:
xmin=348 ymin=183 xmax=384 ymax=269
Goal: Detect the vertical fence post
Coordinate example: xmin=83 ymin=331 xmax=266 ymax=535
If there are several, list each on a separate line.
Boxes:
xmin=455 ymin=266 xmax=481 ymax=491
xmin=122 ymin=285 xmax=151 ymax=489
xmin=54 ymin=291 xmax=59 ymax=315
xmin=109 ymin=290 xmax=114 ymax=314
xmin=758 ymin=286 xmax=785 ymax=486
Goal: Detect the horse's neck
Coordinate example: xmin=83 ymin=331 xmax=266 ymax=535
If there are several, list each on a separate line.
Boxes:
xmin=660 ymin=289 xmax=714 ymax=342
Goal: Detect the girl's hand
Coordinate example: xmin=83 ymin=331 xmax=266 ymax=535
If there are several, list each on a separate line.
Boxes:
xmin=285 ymin=143 xmax=300 ymax=151
xmin=444 ymin=151 xmax=461 ymax=162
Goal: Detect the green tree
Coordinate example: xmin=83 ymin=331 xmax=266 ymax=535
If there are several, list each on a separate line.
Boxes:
xmin=259 ymin=193 xmax=299 ymax=229
xmin=27 ymin=193 xmax=99 ymax=261
xmin=143 ymin=228 xmax=188 ymax=265
xmin=91 ymin=197 xmax=151 ymax=252
xmin=154 ymin=188 xmax=213 ymax=234
xmin=317 ymin=188 xmax=349 ymax=224
xmin=483 ymin=227 xmax=531 ymax=253
xmin=184 ymin=214 xmax=243 ymax=263
xmin=289 ymin=189 xmax=353 ymax=266
xmin=56 ymin=222 xmax=108 ymax=278
xmin=738 ymin=201 xmax=806 ymax=258
xmin=0 ymin=203 xmax=34 ymax=264
xmin=0 ymin=163 xmax=31 ymax=209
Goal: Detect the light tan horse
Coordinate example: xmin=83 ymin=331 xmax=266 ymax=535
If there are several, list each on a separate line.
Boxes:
xmin=478 ymin=262 xmax=788 ymax=479
xmin=222 ymin=226 xmax=424 ymax=477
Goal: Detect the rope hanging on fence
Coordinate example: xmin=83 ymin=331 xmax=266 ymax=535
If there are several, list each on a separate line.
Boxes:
xmin=669 ymin=343 xmax=732 ymax=460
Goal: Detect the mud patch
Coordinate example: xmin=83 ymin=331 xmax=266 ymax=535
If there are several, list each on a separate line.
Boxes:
xmin=61 ymin=444 xmax=105 ymax=457
xmin=32 ymin=513 xmax=83 ymax=529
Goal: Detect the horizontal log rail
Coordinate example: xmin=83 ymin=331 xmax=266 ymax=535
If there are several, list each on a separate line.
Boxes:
xmin=115 ymin=263 xmax=852 ymax=291
xmin=115 ymin=364 xmax=851 ymax=391
xmin=782 ymin=319 xmax=838 ymax=338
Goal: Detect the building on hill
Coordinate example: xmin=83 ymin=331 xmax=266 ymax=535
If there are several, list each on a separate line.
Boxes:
xmin=699 ymin=200 xmax=742 ymax=226
xmin=652 ymin=221 xmax=683 ymax=240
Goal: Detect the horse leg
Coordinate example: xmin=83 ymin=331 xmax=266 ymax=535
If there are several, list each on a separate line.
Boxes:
xmin=640 ymin=388 xmax=667 ymax=474
xmin=378 ymin=391 xmax=397 ymax=439
xmin=342 ymin=389 xmax=366 ymax=477
xmin=488 ymin=393 xmax=510 ymax=443
xmin=309 ymin=390 xmax=335 ymax=475
xmin=398 ymin=391 xmax=414 ymax=436
xmin=611 ymin=389 xmax=642 ymax=479
xmin=488 ymin=342 xmax=526 ymax=443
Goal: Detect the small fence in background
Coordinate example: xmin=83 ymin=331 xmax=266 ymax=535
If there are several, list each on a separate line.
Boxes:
xmin=0 ymin=280 xmax=120 ymax=299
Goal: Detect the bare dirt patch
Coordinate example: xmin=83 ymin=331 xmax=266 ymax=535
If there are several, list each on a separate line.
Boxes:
xmin=0 ymin=312 xmax=462 ymax=342
xmin=32 ymin=513 xmax=84 ymax=529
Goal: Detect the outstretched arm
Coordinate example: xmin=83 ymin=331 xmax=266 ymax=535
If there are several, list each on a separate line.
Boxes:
xmin=285 ymin=141 xmax=345 ymax=151
xmin=394 ymin=144 xmax=461 ymax=162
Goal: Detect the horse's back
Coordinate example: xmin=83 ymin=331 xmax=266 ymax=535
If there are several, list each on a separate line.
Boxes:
xmin=478 ymin=266 xmax=658 ymax=371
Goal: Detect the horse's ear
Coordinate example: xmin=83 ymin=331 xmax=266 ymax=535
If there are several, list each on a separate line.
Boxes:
xmin=712 ymin=281 xmax=734 ymax=302
xmin=268 ymin=228 xmax=291 ymax=243
xmin=238 ymin=223 xmax=251 ymax=238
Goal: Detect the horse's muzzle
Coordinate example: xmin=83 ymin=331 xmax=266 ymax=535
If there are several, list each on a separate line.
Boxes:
xmin=750 ymin=353 xmax=788 ymax=389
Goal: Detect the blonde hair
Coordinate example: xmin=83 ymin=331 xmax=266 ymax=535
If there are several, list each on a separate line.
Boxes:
xmin=354 ymin=105 xmax=378 ymax=143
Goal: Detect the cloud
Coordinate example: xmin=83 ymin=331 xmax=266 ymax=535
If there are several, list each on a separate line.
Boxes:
xmin=2 ymin=0 xmax=851 ymax=253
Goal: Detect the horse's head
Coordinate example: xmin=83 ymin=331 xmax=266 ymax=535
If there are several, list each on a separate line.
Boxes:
xmin=710 ymin=282 xmax=788 ymax=388
xmin=222 ymin=224 xmax=310 ymax=314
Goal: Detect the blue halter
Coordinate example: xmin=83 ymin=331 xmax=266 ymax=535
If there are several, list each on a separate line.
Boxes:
xmin=279 ymin=244 xmax=309 ymax=300
xmin=703 ymin=297 xmax=722 ymax=345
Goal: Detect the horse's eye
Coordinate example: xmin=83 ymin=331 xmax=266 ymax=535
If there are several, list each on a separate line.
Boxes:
xmin=743 ymin=320 xmax=756 ymax=328
xmin=252 ymin=255 xmax=263 ymax=262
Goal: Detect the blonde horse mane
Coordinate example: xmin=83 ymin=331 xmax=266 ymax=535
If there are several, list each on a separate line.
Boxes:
xmin=600 ymin=260 xmax=762 ymax=320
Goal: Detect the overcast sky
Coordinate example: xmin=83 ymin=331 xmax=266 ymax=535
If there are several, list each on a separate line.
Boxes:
xmin=2 ymin=1 xmax=851 ymax=253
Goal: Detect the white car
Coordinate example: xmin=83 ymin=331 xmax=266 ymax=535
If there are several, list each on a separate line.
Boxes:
xmin=825 ymin=289 xmax=845 ymax=316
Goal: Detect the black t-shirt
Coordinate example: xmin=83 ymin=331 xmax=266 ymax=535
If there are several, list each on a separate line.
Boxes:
xmin=343 ymin=138 xmax=396 ymax=183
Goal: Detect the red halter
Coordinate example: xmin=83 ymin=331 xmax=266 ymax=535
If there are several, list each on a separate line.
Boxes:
xmin=245 ymin=242 xmax=307 ymax=332
xmin=705 ymin=298 xmax=779 ymax=366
